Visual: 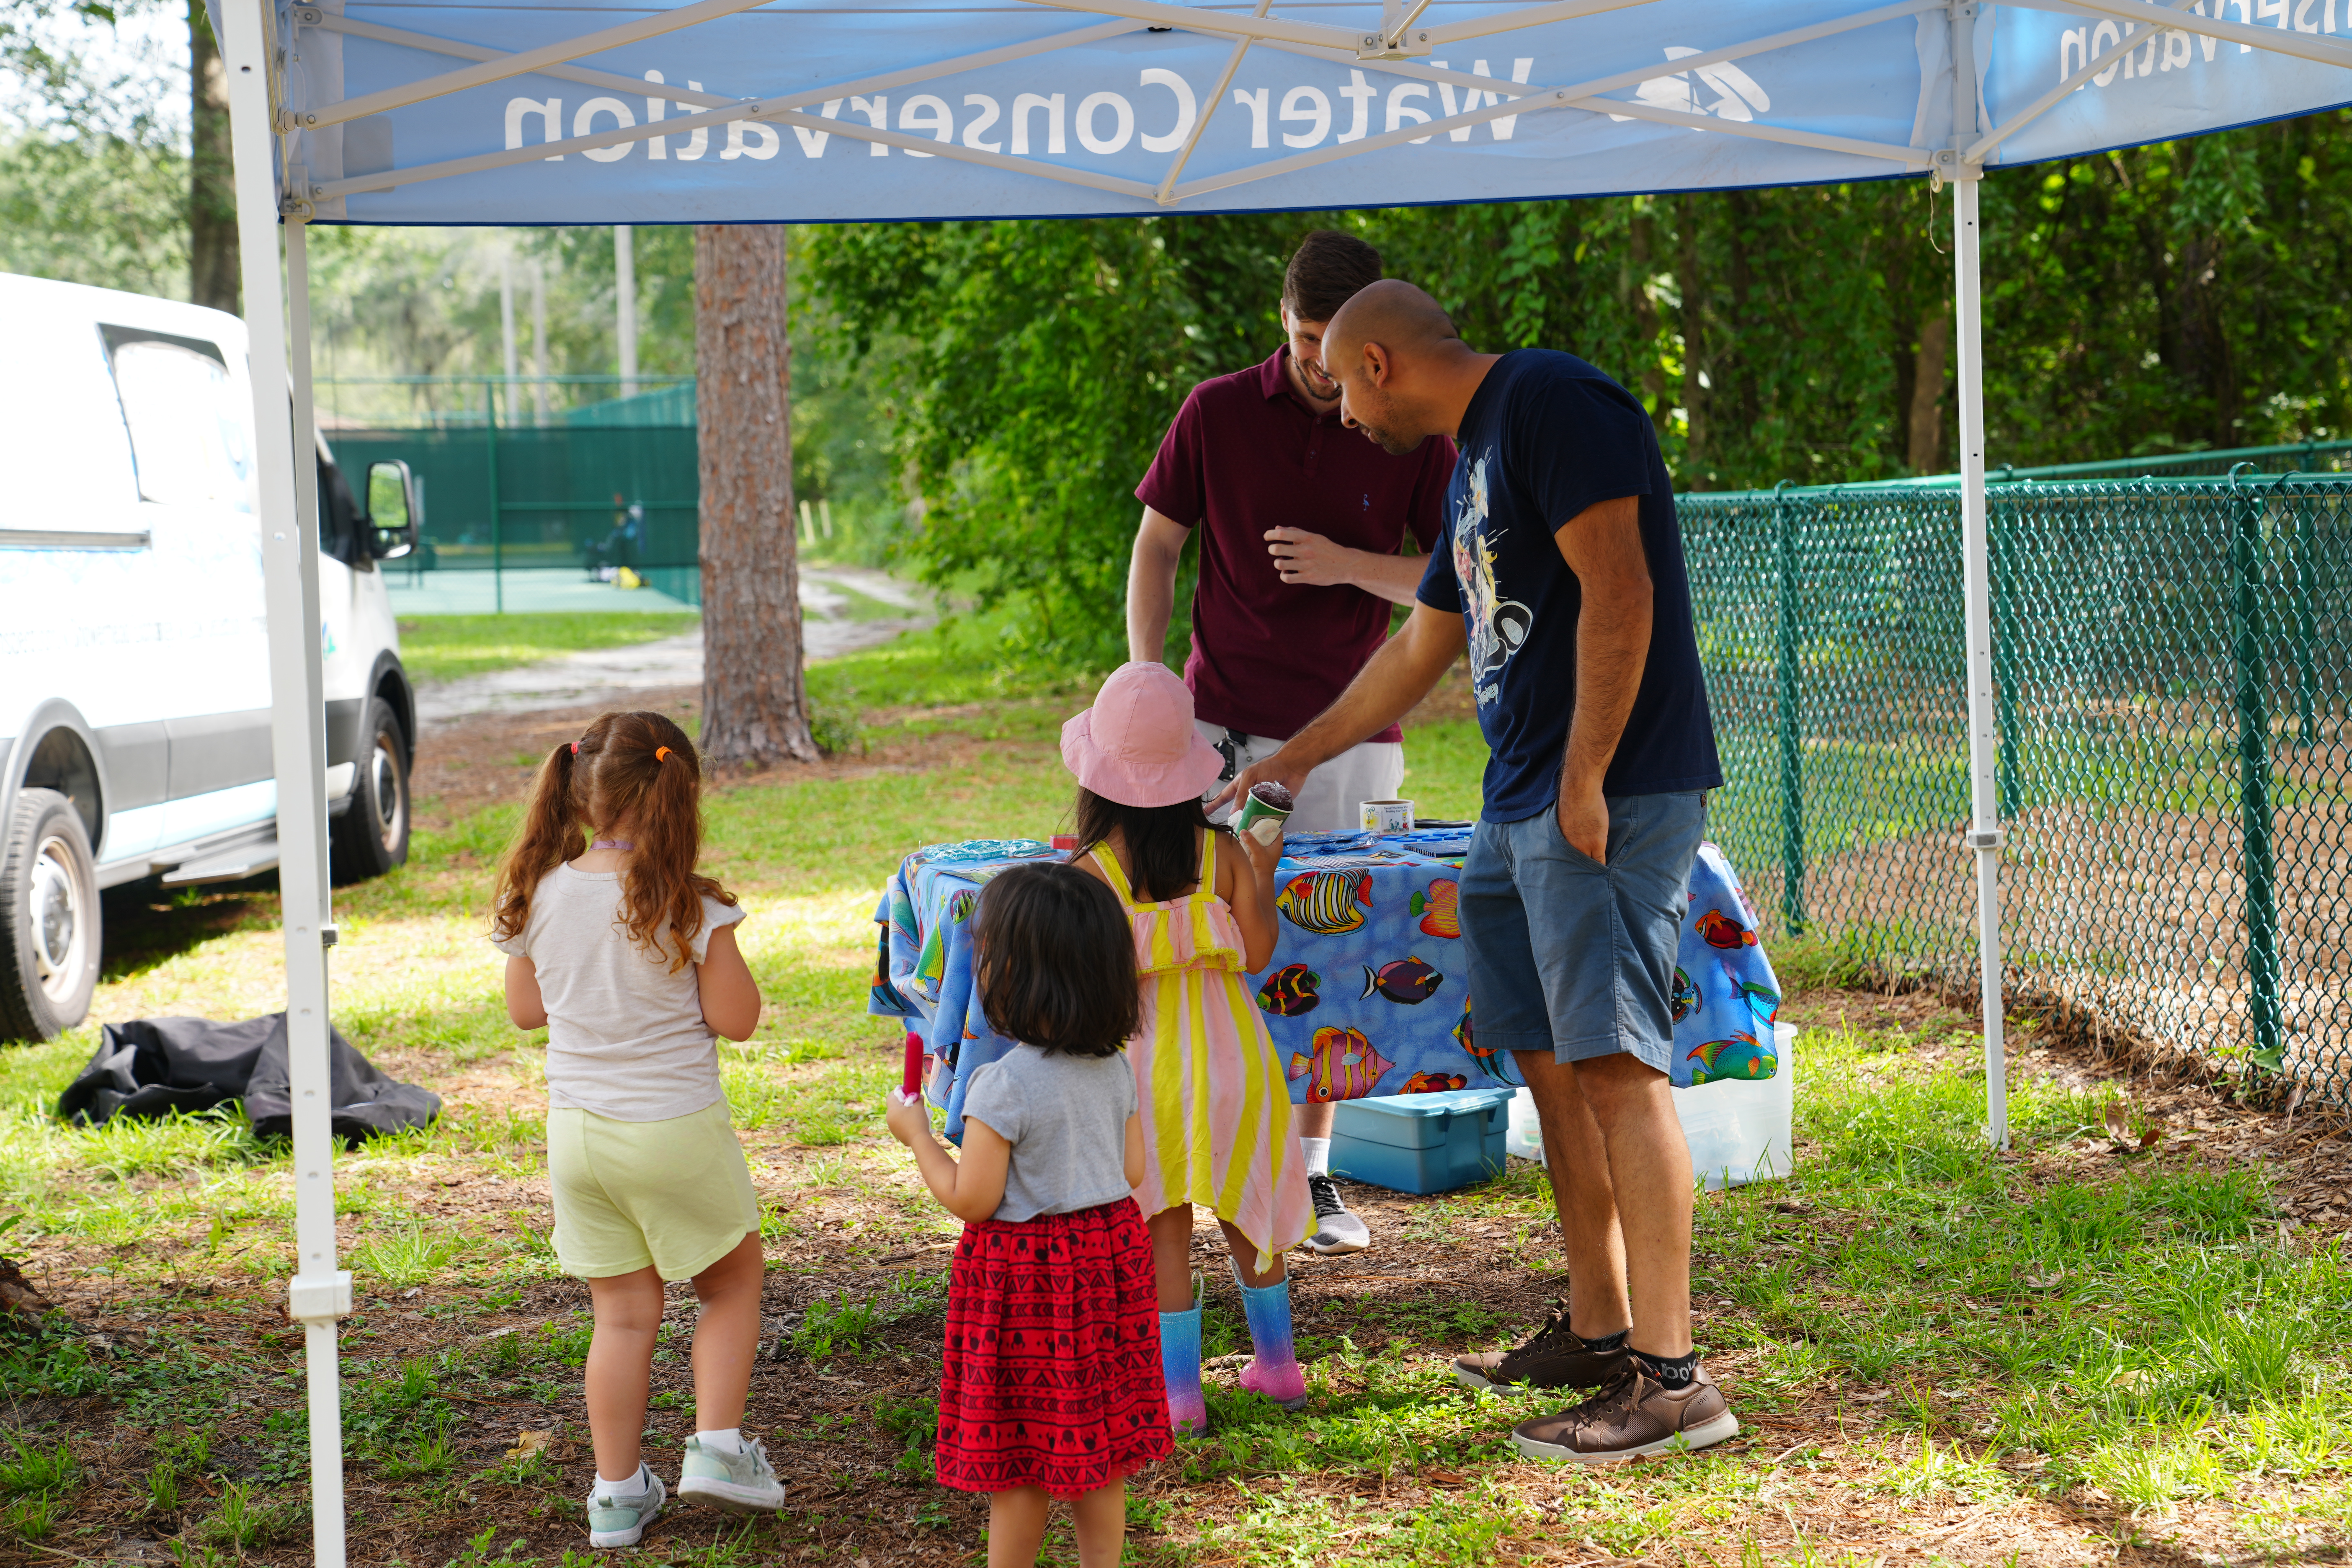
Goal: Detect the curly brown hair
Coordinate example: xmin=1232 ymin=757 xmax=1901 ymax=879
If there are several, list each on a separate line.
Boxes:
xmin=490 ymin=710 xmax=737 ymax=972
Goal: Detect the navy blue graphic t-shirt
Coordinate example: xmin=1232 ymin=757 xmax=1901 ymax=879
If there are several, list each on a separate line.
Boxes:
xmin=1416 ymin=349 xmax=1721 ymax=822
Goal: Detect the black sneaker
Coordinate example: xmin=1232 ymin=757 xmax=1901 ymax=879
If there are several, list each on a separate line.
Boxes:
xmin=1305 ymin=1173 xmax=1370 ymax=1255
xmin=1452 ymin=1300 xmax=1633 ymax=1393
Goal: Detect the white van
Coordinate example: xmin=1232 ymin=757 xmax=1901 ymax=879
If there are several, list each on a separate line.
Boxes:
xmin=0 ymin=274 xmax=420 ymax=1042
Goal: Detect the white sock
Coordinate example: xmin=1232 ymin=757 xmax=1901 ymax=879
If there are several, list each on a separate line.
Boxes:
xmin=1301 ymin=1137 xmax=1331 ymax=1178
xmin=695 ymin=1428 xmax=745 ymax=1456
xmin=595 ymin=1464 xmax=651 ymax=1499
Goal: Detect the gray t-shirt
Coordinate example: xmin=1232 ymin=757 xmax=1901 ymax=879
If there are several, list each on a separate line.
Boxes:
xmin=958 ymin=1044 xmax=1137 ymax=1224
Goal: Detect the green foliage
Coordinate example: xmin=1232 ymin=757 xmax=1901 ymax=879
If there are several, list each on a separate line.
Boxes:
xmin=810 ymin=114 xmax=2352 ymax=659
xmin=0 ymin=1435 xmax=72 ymax=1496
xmin=805 ymin=214 xmax=1308 ymax=667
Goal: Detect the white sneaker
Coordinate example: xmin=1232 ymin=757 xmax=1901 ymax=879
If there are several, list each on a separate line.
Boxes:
xmin=585 ymin=1468 xmax=665 ymax=1549
xmin=1306 ymin=1174 xmax=1371 ymax=1255
xmin=676 ymin=1435 xmax=788 ymax=1513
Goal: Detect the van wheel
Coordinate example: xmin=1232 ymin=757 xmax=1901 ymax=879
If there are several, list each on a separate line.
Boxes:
xmin=332 ymin=699 xmax=411 ymax=884
xmin=0 ymin=789 xmax=102 ymax=1043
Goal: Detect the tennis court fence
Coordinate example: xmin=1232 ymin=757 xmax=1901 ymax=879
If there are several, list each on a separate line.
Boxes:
xmin=1681 ymin=467 xmax=2350 ymax=1104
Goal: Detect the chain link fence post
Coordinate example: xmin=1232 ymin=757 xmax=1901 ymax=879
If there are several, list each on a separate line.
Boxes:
xmin=485 ymin=378 xmax=504 ymax=615
xmin=1992 ymin=491 xmax=2022 ymax=821
xmin=2292 ymin=492 xmax=2320 ymax=747
xmin=1773 ymin=480 xmax=1806 ymax=934
xmin=2228 ymin=464 xmax=2282 ymax=1070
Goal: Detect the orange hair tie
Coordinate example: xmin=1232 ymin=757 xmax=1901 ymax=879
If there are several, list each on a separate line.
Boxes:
xmin=655 ymin=746 xmax=672 ymax=762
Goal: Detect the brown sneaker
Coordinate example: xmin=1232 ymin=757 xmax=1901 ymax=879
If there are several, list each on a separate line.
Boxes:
xmin=1510 ymin=1365 xmax=1739 ymax=1463
xmin=1452 ymin=1300 xmax=1633 ymax=1393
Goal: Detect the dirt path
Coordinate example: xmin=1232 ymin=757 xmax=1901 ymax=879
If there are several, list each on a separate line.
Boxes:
xmin=412 ymin=566 xmax=933 ymax=728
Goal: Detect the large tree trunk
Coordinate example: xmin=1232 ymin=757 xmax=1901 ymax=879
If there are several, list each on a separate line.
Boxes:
xmin=694 ymin=224 xmax=819 ymax=768
xmin=188 ymin=0 xmax=237 ymax=313
xmin=1906 ymin=311 xmax=1951 ymax=473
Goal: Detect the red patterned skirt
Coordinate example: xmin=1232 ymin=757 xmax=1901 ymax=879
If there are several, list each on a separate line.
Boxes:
xmin=936 ymin=1197 xmax=1170 ymax=1498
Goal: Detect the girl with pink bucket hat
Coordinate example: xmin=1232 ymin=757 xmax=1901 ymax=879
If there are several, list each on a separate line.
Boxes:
xmin=1063 ymin=662 xmax=1315 ymax=1435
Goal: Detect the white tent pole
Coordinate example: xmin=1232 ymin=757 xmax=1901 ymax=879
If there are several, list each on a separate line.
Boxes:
xmin=280 ymin=212 xmax=352 ymax=1568
xmin=615 ymin=224 xmax=637 ymax=399
xmin=1945 ymin=0 xmax=2007 ymax=1150
xmin=219 ymin=0 xmax=352 ymax=1555
xmin=501 ymin=255 xmax=519 ymax=384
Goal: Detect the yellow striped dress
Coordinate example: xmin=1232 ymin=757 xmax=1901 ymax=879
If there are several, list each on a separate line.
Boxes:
xmin=1089 ymin=830 xmax=1311 ymax=1273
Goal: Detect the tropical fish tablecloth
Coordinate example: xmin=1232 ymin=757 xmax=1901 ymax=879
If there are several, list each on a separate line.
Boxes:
xmin=870 ymin=830 xmax=1785 ymax=1141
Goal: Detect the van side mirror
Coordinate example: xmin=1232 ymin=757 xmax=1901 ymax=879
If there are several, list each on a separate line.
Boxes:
xmin=365 ymin=459 xmax=419 ymax=560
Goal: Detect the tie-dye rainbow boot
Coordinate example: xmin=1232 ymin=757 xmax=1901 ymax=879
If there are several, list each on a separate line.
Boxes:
xmin=1160 ymin=1278 xmax=1208 ymax=1436
xmin=1230 ymin=1264 xmax=1308 ymax=1411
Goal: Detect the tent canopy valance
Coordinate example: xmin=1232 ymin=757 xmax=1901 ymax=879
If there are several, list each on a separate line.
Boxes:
xmin=245 ymin=0 xmax=2352 ymax=224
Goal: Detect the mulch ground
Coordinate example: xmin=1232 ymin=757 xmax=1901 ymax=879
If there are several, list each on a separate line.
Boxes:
xmin=9 ymin=978 xmax=2336 ymax=1568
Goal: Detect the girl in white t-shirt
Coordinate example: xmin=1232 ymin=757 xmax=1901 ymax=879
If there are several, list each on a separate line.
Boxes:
xmin=491 ymin=709 xmax=782 ymax=1550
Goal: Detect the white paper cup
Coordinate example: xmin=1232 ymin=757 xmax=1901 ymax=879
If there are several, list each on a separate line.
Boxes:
xmin=1360 ymin=798 xmax=1415 ymax=834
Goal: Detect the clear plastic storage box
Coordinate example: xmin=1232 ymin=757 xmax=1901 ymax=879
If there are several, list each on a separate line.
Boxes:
xmin=1503 ymin=1022 xmax=1798 ymax=1189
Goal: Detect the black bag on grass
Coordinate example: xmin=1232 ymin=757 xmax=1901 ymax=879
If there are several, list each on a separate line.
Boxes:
xmin=57 ymin=1013 xmax=441 ymax=1142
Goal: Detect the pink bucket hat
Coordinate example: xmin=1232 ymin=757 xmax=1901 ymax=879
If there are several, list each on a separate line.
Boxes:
xmin=1060 ymin=661 xmax=1227 ymax=808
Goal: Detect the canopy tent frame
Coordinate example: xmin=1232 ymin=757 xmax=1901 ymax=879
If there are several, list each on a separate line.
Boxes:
xmin=214 ymin=2 xmax=2352 ymax=1562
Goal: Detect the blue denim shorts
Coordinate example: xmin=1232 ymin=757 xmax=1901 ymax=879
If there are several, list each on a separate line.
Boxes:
xmin=1458 ymin=792 xmax=1707 ymax=1075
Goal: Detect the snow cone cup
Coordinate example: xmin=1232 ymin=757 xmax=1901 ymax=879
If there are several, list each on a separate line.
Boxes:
xmin=1234 ymin=781 xmax=1294 ymax=847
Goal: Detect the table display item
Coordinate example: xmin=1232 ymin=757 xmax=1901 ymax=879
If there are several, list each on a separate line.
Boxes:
xmin=1233 ymin=781 xmax=1294 ymax=846
xmin=1360 ymin=798 xmax=1416 ymax=833
xmin=1328 ymin=1086 xmax=1515 ymax=1194
xmin=873 ymin=836 xmax=1783 ymax=1142
xmin=1503 ymin=1021 xmax=1798 ymax=1188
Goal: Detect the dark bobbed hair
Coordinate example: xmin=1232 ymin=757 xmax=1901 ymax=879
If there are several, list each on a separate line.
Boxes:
xmin=1071 ymin=787 xmax=1210 ymax=904
xmin=1283 ymin=229 xmax=1383 ymax=326
xmin=971 ymin=863 xmax=1139 ymax=1057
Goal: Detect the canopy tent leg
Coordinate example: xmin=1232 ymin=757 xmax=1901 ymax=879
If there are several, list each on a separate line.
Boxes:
xmin=219 ymin=0 xmax=353 ymax=1559
xmin=1950 ymin=165 xmax=2007 ymax=1149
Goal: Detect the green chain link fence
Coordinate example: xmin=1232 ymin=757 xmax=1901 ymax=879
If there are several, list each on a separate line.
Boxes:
xmin=322 ymin=378 xmax=704 ymax=605
xmin=1682 ymin=469 xmax=2351 ymax=1100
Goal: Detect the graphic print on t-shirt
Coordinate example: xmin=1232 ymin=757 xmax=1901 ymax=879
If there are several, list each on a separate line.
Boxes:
xmin=1449 ymin=456 xmax=1532 ymax=706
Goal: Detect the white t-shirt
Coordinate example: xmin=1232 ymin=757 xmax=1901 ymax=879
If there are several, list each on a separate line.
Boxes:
xmin=492 ymin=861 xmax=747 ymax=1122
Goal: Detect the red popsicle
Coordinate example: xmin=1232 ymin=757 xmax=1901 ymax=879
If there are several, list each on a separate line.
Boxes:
xmin=902 ymin=1030 xmax=925 ymax=1097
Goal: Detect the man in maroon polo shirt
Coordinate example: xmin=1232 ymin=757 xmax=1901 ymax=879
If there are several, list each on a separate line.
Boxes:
xmin=1124 ymin=230 xmax=1456 ymax=1256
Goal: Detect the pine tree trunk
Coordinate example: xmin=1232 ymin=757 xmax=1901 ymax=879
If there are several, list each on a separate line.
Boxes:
xmin=694 ymin=224 xmax=818 ymax=768
xmin=188 ymin=0 xmax=238 ymax=314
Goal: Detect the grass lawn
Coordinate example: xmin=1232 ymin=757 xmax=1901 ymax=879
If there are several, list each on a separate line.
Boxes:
xmin=0 ymin=673 xmax=2335 ymax=1567
xmin=395 ymin=614 xmax=702 ymax=686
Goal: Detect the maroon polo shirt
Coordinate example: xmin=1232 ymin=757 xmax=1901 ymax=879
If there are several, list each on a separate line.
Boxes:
xmin=1137 ymin=348 xmax=1456 ymax=743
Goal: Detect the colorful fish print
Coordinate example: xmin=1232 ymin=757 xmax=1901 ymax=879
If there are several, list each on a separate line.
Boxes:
xmin=1403 ymin=1071 xmax=1468 ymax=1093
xmin=1687 ymin=1032 xmax=1778 ymax=1085
xmin=1287 ymin=1026 xmax=1394 ymax=1102
xmin=1277 ymin=869 xmax=1374 ymax=935
xmin=1731 ymin=980 xmax=1782 ymax=1023
xmin=1670 ymin=966 xmax=1700 ymax=1024
xmin=1409 ymin=878 xmax=1461 ymax=939
xmin=1695 ymin=907 xmax=1758 ymax=950
xmin=1362 ymin=955 xmax=1444 ymax=1005
xmin=1452 ymin=1005 xmax=1507 ymax=1080
xmin=947 ymin=890 xmax=977 ymax=923
xmin=1256 ymin=963 xmax=1323 ymax=1017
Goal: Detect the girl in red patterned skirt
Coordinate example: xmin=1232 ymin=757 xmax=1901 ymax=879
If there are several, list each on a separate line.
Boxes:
xmin=884 ymin=861 xmax=1169 ymax=1567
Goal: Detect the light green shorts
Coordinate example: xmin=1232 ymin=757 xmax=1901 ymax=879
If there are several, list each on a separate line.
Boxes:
xmin=547 ymin=1100 xmax=761 ymax=1281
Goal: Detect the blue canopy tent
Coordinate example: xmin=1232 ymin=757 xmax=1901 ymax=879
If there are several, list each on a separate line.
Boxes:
xmin=211 ymin=0 xmax=2352 ymax=1558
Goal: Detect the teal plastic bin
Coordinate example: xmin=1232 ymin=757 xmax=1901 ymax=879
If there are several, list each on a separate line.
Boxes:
xmin=1328 ymin=1087 xmax=1516 ymax=1194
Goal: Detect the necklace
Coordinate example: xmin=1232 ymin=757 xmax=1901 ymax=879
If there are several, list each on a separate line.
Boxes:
xmin=591 ymin=838 xmax=634 ymax=851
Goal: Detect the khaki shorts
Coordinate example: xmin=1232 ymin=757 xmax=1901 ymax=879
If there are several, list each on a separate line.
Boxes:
xmin=547 ymin=1099 xmax=761 ymax=1281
